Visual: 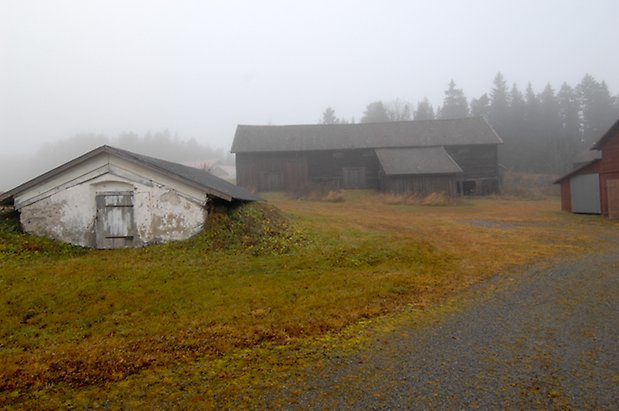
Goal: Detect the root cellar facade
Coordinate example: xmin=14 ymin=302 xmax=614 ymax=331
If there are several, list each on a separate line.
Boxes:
xmin=0 ymin=146 xmax=259 ymax=248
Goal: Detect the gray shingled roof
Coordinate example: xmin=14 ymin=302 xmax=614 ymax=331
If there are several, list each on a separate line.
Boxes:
xmin=375 ymin=147 xmax=462 ymax=176
xmin=232 ymin=117 xmax=502 ymax=153
xmin=0 ymin=145 xmax=259 ymax=205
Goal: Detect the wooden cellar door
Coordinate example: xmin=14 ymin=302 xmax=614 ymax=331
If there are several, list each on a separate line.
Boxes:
xmin=95 ymin=191 xmax=135 ymax=249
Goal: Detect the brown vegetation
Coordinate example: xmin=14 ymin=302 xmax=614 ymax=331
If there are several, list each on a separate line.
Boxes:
xmin=1 ymin=192 xmax=614 ymax=408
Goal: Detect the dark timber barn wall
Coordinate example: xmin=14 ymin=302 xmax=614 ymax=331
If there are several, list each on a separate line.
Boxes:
xmin=232 ymin=118 xmax=503 ymax=196
xmin=445 ymin=144 xmax=500 ymax=194
xmin=235 ymin=149 xmax=381 ymax=192
xmin=555 ymin=118 xmax=619 ymax=218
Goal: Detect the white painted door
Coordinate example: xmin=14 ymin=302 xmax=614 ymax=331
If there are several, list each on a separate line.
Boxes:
xmin=95 ymin=191 xmax=135 ymax=249
xmin=570 ymin=174 xmax=601 ymax=214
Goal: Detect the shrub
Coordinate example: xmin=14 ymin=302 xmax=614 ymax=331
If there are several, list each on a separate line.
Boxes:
xmin=501 ymin=171 xmax=559 ymax=199
xmin=0 ymin=206 xmax=21 ymax=233
xmin=195 ymin=202 xmax=308 ymax=255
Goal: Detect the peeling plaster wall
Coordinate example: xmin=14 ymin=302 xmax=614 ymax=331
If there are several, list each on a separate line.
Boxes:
xmin=20 ymin=182 xmax=96 ymax=247
xmin=133 ymin=183 xmax=206 ymax=245
xmin=18 ymin=170 xmax=207 ymax=248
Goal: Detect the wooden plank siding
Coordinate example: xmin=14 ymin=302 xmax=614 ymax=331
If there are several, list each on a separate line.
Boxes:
xmin=560 ymin=180 xmax=571 ymax=212
xmin=237 ymin=150 xmax=381 ymax=192
xmin=237 ymin=145 xmax=500 ymax=195
xmin=606 ymin=177 xmax=619 ymax=218
xmin=445 ymin=144 xmax=499 ymax=180
xmin=445 ymin=144 xmax=500 ymax=194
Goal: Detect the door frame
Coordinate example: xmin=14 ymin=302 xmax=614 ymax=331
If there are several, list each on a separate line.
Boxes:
xmin=95 ymin=190 xmax=136 ymax=249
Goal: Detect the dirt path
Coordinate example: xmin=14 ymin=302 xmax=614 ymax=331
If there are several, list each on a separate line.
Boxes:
xmin=268 ymin=230 xmax=619 ymax=409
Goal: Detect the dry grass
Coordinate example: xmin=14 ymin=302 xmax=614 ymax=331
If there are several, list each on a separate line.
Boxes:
xmin=1 ymin=192 xmax=616 ymax=408
xmin=501 ymin=171 xmax=560 ymax=199
xmin=381 ymin=191 xmax=460 ymax=206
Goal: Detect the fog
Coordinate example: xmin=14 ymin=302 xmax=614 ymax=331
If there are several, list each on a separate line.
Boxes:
xmin=1 ymin=0 xmax=618 ymax=190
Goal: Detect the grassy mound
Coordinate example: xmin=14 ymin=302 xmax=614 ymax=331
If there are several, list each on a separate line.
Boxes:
xmin=0 ymin=207 xmax=85 ymax=260
xmin=179 ymin=201 xmax=307 ymax=255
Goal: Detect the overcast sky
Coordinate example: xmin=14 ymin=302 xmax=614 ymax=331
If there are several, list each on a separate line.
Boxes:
xmin=1 ymin=0 xmax=618 ymax=157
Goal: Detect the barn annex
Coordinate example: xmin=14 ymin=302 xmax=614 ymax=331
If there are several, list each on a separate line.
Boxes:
xmin=0 ymin=145 xmax=259 ymax=249
xmin=554 ymin=118 xmax=619 ymax=218
xmin=231 ymin=117 xmax=503 ymax=196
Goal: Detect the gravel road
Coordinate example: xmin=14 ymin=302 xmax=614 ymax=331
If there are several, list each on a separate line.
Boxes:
xmin=268 ymin=231 xmax=619 ymax=409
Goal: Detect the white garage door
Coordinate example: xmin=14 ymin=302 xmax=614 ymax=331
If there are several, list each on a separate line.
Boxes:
xmin=570 ymin=174 xmax=601 ymax=214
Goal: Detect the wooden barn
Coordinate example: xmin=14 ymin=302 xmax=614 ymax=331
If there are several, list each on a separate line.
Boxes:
xmin=0 ymin=146 xmax=259 ymax=249
xmin=231 ymin=117 xmax=503 ymax=196
xmin=555 ymin=118 xmax=619 ymax=218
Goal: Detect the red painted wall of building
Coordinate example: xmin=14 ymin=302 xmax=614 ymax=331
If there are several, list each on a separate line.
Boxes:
xmin=598 ymin=124 xmax=619 ymax=216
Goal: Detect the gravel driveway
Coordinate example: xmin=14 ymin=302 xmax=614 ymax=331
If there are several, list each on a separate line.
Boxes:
xmin=269 ymin=230 xmax=619 ymax=409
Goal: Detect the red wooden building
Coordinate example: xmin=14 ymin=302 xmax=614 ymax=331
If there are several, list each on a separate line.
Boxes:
xmin=555 ymin=118 xmax=619 ymax=218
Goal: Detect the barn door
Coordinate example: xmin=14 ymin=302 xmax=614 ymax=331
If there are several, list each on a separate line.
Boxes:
xmin=607 ymin=179 xmax=619 ymax=219
xmin=285 ymin=160 xmax=308 ymax=191
xmin=342 ymin=167 xmax=367 ymax=188
xmin=570 ymin=174 xmax=600 ymax=214
xmin=95 ymin=191 xmax=135 ymax=249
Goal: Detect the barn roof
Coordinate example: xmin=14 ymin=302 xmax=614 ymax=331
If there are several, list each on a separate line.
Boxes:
xmin=231 ymin=117 xmax=502 ymax=153
xmin=376 ymin=147 xmax=462 ymax=175
xmin=554 ymin=117 xmax=619 ymax=184
xmin=0 ymin=145 xmax=260 ymax=205
xmin=591 ymin=117 xmax=619 ymax=150
xmin=553 ymin=159 xmax=600 ymax=184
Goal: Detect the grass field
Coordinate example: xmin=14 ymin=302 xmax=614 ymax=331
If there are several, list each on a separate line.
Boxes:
xmin=0 ymin=192 xmax=615 ymax=408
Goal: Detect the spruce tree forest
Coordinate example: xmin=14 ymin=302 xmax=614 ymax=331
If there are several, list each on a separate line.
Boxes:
xmin=321 ymin=73 xmax=619 ymax=175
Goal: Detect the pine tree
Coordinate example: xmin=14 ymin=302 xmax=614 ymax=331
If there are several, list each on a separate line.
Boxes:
xmin=413 ymin=97 xmax=435 ymax=120
xmin=557 ymin=82 xmax=582 ymax=168
xmin=489 ymin=72 xmax=510 ymax=130
xmin=508 ymin=84 xmax=525 ymax=124
xmin=577 ymin=74 xmax=616 ymax=144
xmin=524 ymin=83 xmax=539 ymax=125
xmin=361 ymin=101 xmax=389 ymax=123
xmin=438 ymin=80 xmax=469 ymax=119
xmin=470 ymin=93 xmax=490 ymax=118
xmin=496 ymin=84 xmax=526 ymax=172
xmin=320 ymin=107 xmax=339 ymax=124
xmin=385 ymin=99 xmax=412 ymax=121
xmin=539 ymin=84 xmax=562 ymax=172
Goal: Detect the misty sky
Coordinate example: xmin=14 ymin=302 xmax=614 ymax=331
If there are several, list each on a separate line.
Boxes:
xmin=1 ymin=0 xmax=618 ymax=157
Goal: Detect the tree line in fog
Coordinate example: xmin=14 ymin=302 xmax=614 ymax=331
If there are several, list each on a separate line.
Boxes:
xmin=321 ymin=73 xmax=619 ymax=174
